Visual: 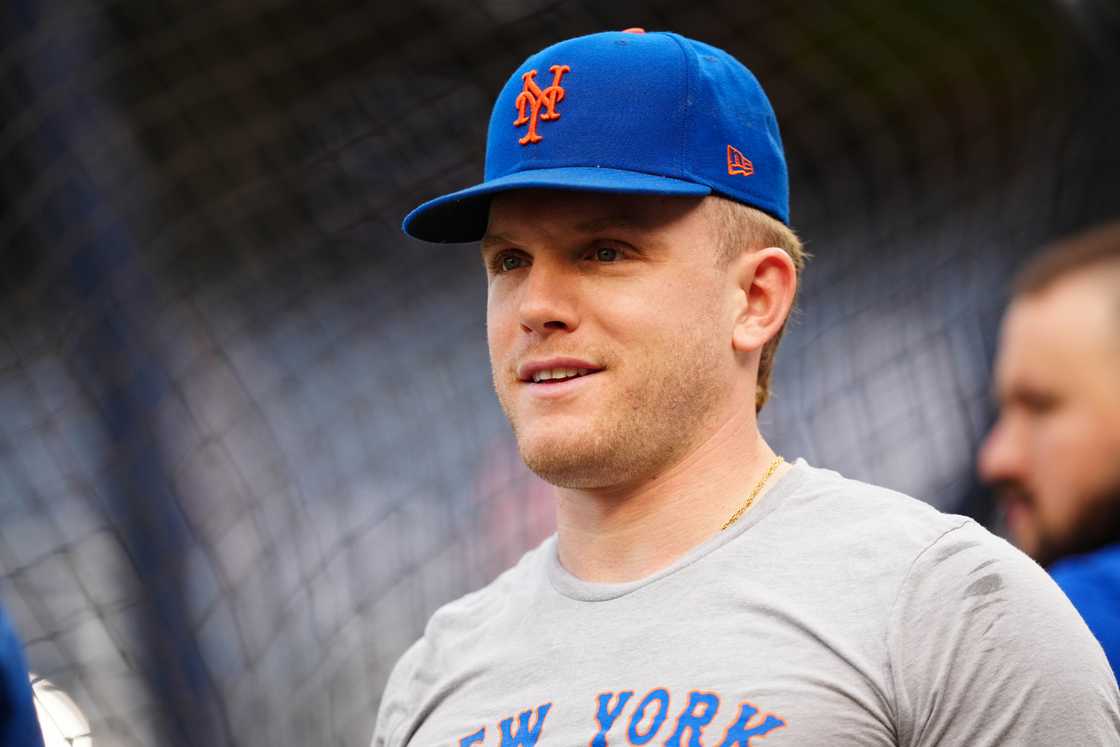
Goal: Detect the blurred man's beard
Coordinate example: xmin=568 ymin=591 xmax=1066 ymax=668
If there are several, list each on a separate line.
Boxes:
xmin=1024 ymin=481 xmax=1120 ymax=569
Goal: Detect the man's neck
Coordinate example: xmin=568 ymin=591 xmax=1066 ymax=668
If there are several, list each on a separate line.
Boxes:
xmin=552 ymin=415 xmax=788 ymax=583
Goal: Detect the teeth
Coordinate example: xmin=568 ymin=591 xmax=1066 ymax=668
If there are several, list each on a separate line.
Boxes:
xmin=532 ymin=367 xmax=591 ymax=383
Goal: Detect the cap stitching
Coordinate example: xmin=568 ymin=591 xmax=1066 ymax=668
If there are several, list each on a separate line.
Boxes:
xmin=662 ymin=32 xmax=692 ymax=178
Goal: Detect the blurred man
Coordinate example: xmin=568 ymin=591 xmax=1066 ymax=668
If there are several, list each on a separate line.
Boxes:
xmin=374 ymin=30 xmax=1120 ymax=746
xmin=980 ymin=221 xmax=1120 ymax=676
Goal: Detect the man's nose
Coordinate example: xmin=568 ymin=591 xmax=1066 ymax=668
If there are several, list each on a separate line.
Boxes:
xmin=978 ymin=417 xmax=1023 ymax=485
xmin=517 ymin=261 xmax=578 ymax=336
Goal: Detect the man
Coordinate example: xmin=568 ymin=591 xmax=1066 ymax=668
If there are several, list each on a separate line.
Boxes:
xmin=979 ymin=222 xmax=1120 ymax=678
xmin=374 ymin=30 xmax=1119 ymax=746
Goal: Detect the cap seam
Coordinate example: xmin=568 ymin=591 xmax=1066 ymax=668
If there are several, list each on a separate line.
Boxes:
xmin=662 ymin=32 xmax=693 ymax=179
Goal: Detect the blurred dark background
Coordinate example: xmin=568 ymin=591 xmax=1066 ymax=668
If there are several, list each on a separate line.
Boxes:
xmin=2 ymin=1 xmax=1118 ymax=745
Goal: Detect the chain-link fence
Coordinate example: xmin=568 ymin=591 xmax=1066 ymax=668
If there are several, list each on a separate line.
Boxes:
xmin=2 ymin=1 xmax=1118 ymax=745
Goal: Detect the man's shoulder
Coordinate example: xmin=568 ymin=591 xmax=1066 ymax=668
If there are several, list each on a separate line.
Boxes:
xmin=373 ymin=536 xmax=554 ymax=743
xmin=779 ymin=460 xmax=978 ymax=555
xmin=387 ymin=536 xmax=553 ymax=675
xmin=879 ymin=500 xmax=1120 ymax=742
xmin=427 ymin=537 xmax=552 ymax=635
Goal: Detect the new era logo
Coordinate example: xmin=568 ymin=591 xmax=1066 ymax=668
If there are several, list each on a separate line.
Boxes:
xmin=727 ymin=145 xmax=754 ymax=176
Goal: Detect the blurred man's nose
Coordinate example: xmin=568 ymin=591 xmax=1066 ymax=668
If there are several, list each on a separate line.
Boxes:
xmin=978 ymin=417 xmax=1024 ymax=485
xmin=517 ymin=260 xmax=579 ymax=337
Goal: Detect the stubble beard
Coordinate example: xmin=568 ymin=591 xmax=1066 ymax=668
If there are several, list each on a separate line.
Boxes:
xmin=496 ymin=337 xmax=726 ymax=490
xmin=1034 ymin=478 xmax=1120 ymax=568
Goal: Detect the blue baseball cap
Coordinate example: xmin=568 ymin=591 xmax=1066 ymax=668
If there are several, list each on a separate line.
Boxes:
xmin=402 ymin=29 xmax=788 ymax=243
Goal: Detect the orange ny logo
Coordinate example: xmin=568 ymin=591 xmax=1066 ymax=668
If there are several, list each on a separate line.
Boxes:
xmin=513 ymin=64 xmax=571 ymax=145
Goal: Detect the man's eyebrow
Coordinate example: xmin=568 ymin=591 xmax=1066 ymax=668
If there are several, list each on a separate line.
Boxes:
xmin=480 ymin=231 xmax=516 ymax=249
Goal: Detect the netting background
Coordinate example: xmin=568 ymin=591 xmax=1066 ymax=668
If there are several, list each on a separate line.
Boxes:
xmin=2 ymin=1 xmax=1118 ymax=745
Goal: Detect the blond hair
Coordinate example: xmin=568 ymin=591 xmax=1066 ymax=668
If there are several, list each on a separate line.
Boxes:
xmin=710 ymin=196 xmax=808 ymax=412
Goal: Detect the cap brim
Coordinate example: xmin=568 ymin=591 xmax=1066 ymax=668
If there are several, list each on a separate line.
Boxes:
xmin=402 ymin=167 xmax=712 ymax=243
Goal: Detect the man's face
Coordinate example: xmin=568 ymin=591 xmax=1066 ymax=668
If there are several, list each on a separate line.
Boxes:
xmin=979 ymin=272 xmax=1120 ymax=566
xmin=482 ymin=191 xmax=746 ymax=490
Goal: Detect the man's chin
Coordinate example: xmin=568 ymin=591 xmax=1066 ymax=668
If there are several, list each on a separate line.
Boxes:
xmin=511 ymin=420 xmax=625 ymax=487
xmin=1042 ymin=486 xmax=1120 ymax=567
xmin=518 ymin=439 xmax=611 ymax=489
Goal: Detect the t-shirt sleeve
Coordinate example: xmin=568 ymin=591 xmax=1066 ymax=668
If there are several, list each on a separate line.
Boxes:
xmin=887 ymin=519 xmax=1120 ymax=746
xmin=371 ymin=639 xmax=424 ymax=747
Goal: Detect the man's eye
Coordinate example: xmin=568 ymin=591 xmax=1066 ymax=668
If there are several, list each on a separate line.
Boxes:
xmin=1025 ymin=394 xmax=1058 ymax=414
xmin=493 ymin=254 xmax=527 ymax=273
xmin=593 ymin=247 xmax=621 ymax=262
xmin=1018 ymin=390 xmax=1059 ymax=415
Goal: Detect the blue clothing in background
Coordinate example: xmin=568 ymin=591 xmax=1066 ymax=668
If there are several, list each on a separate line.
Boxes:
xmin=1051 ymin=542 xmax=1120 ymax=683
xmin=0 ymin=605 xmax=43 ymax=747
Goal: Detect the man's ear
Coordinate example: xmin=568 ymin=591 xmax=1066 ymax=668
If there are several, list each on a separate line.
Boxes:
xmin=730 ymin=247 xmax=798 ymax=354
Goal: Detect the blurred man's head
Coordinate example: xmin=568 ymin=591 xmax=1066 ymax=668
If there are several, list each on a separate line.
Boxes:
xmin=979 ymin=222 xmax=1120 ymax=567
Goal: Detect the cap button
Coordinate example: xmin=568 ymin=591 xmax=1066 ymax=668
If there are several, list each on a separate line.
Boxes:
xmin=621 ymin=27 xmax=646 ymax=34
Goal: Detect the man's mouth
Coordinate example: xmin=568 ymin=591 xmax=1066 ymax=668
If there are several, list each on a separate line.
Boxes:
xmin=997 ymin=485 xmax=1033 ymax=510
xmin=517 ymin=359 xmax=603 ymax=385
xmin=997 ymin=486 xmax=1034 ymax=532
xmin=530 ymin=367 xmax=596 ymax=384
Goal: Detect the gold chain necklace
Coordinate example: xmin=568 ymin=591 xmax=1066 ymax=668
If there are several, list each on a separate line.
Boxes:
xmin=720 ymin=456 xmax=784 ymax=531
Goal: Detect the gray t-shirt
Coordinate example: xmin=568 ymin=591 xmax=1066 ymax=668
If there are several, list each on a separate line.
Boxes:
xmin=373 ymin=461 xmax=1120 ymax=746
